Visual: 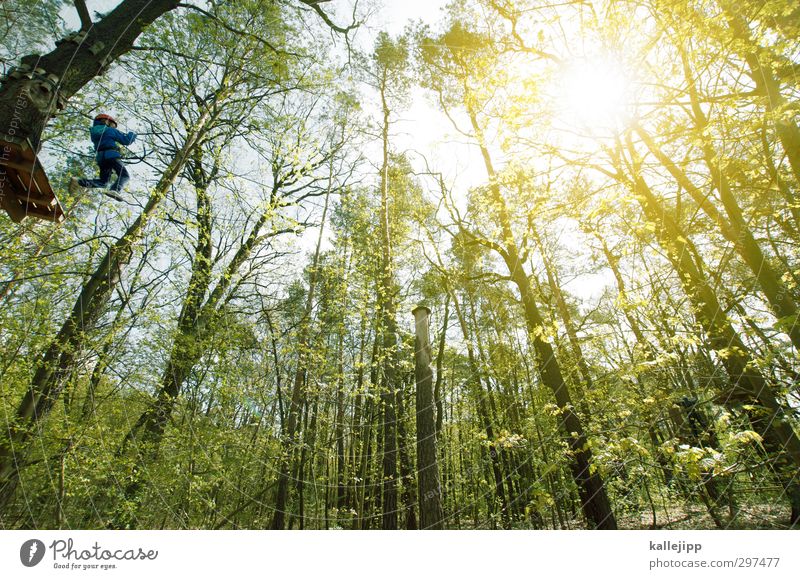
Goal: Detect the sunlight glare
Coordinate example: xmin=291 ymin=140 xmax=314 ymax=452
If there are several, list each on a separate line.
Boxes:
xmin=557 ymin=57 xmax=631 ymax=131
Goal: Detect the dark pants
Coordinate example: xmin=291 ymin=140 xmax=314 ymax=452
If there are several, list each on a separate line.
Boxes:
xmin=79 ymin=157 xmax=130 ymax=192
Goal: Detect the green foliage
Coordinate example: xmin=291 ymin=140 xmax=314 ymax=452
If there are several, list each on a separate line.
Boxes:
xmin=0 ymin=0 xmax=65 ymax=63
xmin=1 ymin=0 xmax=799 ymax=531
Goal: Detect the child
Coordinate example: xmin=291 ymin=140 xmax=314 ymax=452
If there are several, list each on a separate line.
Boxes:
xmin=70 ymin=114 xmax=137 ymax=199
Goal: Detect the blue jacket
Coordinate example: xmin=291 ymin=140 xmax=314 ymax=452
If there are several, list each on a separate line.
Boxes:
xmin=90 ymin=120 xmax=136 ymax=163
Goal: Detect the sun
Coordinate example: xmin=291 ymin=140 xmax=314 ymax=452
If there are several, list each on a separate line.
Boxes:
xmin=556 ymin=56 xmax=631 ymax=131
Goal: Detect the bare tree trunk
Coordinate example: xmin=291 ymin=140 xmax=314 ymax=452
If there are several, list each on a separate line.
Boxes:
xmin=434 ymin=295 xmax=448 ymax=438
xmin=413 ymin=306 xmax=445 ymax=529
xmin=533 ymin=233 xmax=593 ymax=419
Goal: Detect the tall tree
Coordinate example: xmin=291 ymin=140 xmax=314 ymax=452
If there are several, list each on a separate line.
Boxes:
xmin=366 ymin=32 xmax=413 ymax=530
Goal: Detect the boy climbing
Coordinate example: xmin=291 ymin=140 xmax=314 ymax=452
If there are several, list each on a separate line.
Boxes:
xmin=70 ymin=113 xmax=137 ymax=201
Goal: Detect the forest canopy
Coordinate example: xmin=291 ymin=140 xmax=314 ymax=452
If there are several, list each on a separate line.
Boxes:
xmin=0 ymin=0 xmax=799 ymax=530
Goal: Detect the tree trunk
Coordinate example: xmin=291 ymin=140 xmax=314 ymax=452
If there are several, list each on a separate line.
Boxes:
xmin=412 ymin=306 xmax=445 ymax=529
xmin=335 ymin=333 xmax=347 ymax=511
xmin=533 ymin=232 xmax=593 ymax=418
xmin=377 ymin=68 xmax=399 ymax=530
xmin=395 ymin=377 xmax=418 ymax=529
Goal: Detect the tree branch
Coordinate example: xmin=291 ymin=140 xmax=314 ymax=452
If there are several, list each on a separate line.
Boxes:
xmin=175 ymin=3 xmax=296 ymax=56
xmin=298 ymin=0 xmax=359 ymax=35
xmin=74 ymin=0 xmax=93 ymax=31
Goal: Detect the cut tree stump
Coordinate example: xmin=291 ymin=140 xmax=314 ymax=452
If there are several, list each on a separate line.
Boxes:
xmin=0 ymin=136 xmax=65 ymax=223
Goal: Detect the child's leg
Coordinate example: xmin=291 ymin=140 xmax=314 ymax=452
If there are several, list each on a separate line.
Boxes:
xmin=79 ymin=161 xmax=114 ymax=188
xmin=108 ymin=159 xmax=130 ymax=192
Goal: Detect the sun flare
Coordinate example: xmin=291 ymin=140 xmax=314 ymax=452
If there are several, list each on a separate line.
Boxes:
xmin=557 ymin=57 xmax=631 ymax=130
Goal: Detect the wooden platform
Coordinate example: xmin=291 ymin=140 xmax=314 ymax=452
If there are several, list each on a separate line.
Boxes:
xmin=0 ymin=137 xmax=65 ymax=223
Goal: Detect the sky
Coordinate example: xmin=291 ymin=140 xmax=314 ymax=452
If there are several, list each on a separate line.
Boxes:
xmin=378 ymin=0 xmax=449 ymax=34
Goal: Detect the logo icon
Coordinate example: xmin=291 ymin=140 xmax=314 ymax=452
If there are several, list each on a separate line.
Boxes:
xmin=20 ymin=539 xmax=46 ymax=567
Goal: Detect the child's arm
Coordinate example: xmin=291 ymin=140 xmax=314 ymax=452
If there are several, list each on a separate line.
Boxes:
xmin=107 ymin=127 xmax=137 ymax=147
